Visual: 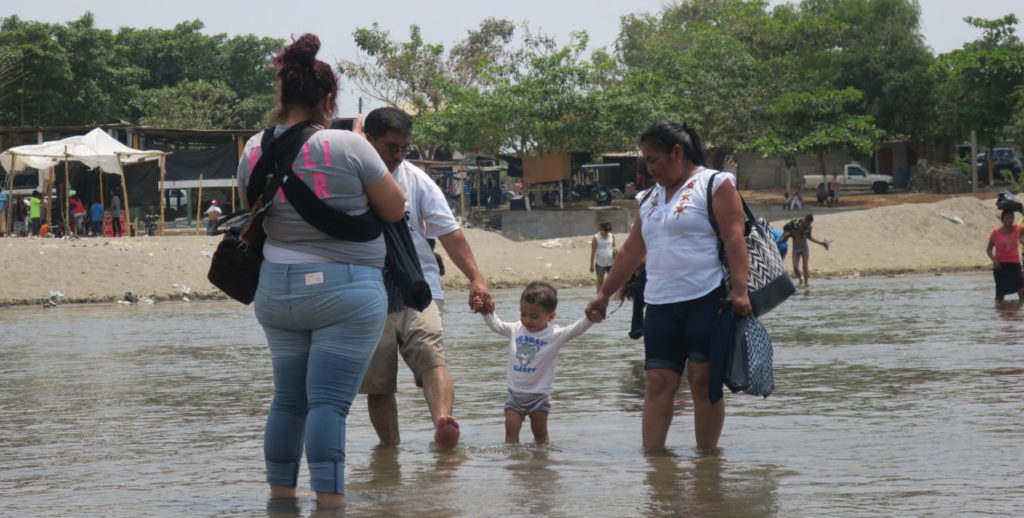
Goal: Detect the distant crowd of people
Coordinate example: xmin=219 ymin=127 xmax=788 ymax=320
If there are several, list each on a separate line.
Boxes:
xmin=0 ymin=186 xmax=124 ymax=238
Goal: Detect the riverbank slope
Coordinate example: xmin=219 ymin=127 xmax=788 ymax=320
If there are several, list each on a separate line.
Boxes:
xmin=0 ymin=196 xmax=1002 ymax=306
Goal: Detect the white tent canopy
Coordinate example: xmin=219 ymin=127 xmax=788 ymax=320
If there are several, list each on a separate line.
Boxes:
xmin=0 ymin=128 xmax=170 ymax=236
xmin=0 ymin=127 xmax=164 ymax=176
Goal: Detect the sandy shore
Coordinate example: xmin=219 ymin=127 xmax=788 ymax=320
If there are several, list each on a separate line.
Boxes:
xmin=0 ymin=196 xmax=1004 ymax=306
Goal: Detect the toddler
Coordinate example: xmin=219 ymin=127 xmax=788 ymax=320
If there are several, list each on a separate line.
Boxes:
xmin=474 ymin=281 xmax=594 ymax=443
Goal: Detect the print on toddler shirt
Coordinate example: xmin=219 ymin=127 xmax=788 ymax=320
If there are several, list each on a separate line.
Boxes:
xmin=515 ymin=341 xmax=541 ymax=371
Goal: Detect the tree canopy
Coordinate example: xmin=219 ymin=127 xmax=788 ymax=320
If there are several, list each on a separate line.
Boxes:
xmin=0 ymin=13 xmax=281 ymax=128
xmin=3 ymin=2 xmax=1024 ymax=167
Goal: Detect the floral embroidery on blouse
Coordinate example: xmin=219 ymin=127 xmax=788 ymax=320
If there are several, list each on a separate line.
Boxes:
xmin=645 ymin=190 xmax=660 ymax=219
xmin=674 ymin=192 xmax=691 ymax=218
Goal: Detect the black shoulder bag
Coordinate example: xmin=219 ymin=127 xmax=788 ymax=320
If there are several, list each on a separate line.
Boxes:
xmin=207 ymin=123 xmax=316 ymax=304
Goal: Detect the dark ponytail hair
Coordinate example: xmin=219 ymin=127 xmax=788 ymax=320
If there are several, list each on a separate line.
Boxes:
xmin=270 ymin=33 xmax=338 ymax=124
xmin=639 ymin=120 xmax=706 ymax=166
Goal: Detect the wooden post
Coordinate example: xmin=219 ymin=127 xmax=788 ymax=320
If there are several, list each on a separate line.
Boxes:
xmin=63 ymin=154 xmax=71 ymax=235
xmin=970 ymin=130 xmax=977 ymax=193
xmin=460 ymin=174 xmax=466 ymax=220
xmin=158 ymin=155 xmax=166 ymax=236
xmin=195 ymin=174 xmax=204 ymax=235
xmin=231 ymin=184 xmax=236 ymax=214
xmin=43 ymin=167 xmax=53 ymax=226
xmin=119 ymin=168 xmax=130 ymax=237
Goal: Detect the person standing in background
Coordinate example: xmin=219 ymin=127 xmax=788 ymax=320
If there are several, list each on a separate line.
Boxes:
xmin=987 ymin=209 xmax=1024 ymax=302
xmin=89 ymin=199 xmax=104 ymax=237
xmin=829 ymin=172 xmax=841 ymax=207
xmin=69 ymin=195 xmax=86 ymax=236
xmin=0 ymin=186 xmax=7 ymax=236
xmin=590 ymin=220 xmax=617 ymax=293
xmin=28 ymin=190 xmax=42 ymax=236
xmin=204 ymin=200 xmax=222 ymax=235
xmin=108 ymin=190 xmax=122 ymax=237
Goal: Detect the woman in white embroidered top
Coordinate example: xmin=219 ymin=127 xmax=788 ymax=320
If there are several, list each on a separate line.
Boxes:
xmin=585 ymin=121 xmax=750 ymax=451
xmin=589 ymin=220 xmax=616 ymax=293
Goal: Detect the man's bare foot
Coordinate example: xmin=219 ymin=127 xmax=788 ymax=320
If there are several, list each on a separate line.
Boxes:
xmin=434 ymin=415 xmax=460 ymax=451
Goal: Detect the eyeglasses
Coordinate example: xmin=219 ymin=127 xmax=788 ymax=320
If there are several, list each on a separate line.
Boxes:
xmin=381 ymin=143 xmax=414 ymax=156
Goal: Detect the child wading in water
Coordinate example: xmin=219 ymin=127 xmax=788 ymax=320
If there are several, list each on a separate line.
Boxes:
xmin=474 ymin=282 xmax=594 ymax=443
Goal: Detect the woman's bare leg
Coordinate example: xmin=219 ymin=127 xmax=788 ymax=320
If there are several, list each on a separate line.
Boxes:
xmin=687 ymin=361 xmax=724 ymax=450
xmin=643 ymin=368 xmax=681 ymax=450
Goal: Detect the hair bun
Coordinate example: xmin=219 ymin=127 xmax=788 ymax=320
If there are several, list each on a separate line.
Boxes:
xmin=283 ymin=33 xmax=320 ymax=67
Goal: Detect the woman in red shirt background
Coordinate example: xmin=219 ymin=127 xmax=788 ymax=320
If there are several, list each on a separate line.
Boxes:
xmin=986 ymin=209 xmax=1024 ymax=302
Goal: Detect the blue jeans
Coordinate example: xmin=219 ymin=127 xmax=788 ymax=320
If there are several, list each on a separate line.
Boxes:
xmin=254 ymin=261 xmax=387 ymax=495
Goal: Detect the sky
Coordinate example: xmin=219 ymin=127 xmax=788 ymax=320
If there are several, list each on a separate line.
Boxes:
xmin=3 ymin=0 xmax=1023 ymax=115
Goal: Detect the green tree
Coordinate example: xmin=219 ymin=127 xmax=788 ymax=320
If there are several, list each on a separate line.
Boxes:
xmin=798 ymin=0 xmax=937 ymax=140
xmin=1006 ymin=86 xmax=1024 ymax=147
xmin=135 ymin=80 xmax=241 ymax=129
xmin=115 ymin=20 xmax=281 ymax=125
xmin=50 ymin=13 xmax=144 ymax=124
xmin=747 ymin=87 xmax=884 ymax=191
xmin=932 ymin=14 xmax=1024 ymax=157
xmin=615 ymin=1 xmax=772 ymax=165
xmin=442 ymin=31 xmax=623 ymax=157
xmin=0 ymin=16 xmax=72 ymax=125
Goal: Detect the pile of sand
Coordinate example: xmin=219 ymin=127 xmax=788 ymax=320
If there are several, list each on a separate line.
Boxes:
xmin=0 ymin=196 xmax=1004 ymax=306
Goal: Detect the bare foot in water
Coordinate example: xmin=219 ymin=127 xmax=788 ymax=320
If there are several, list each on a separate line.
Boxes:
xmin=434 ymin=415 xmax=460 ymax=451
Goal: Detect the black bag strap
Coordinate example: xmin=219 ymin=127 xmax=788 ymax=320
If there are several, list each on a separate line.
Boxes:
xmin=246 ymin=122 xmax=317 ymax=207
xmin=706 ymin=171 xmax=756 ymax=237
xmin=280 ymin=160 xmax=383 ymax=242
xmin=706 ymin=171 xmax=757 ymax=268
xmin=246 ymin=123 xmax=383 ymax=243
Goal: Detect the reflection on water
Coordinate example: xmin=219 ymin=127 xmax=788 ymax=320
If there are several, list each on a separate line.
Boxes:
xmin=1 ymin=273 xmax=1023 ymax=517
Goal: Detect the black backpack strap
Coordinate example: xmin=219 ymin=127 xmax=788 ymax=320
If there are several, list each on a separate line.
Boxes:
xmin=246 ymin=122 xmax=315 ymax=207
xmin=251 ymin=123 xmax=384 ymax=243
xmin=280 ymin=140 xmax=383 ymax=242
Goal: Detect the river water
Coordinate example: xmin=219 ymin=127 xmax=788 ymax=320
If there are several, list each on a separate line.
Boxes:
xmin=1 ymin=273 xmax=1022 ymax=517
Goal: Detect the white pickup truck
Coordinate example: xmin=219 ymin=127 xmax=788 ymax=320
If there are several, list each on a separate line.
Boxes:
xmin=803 ymin=163 xmax=894 ymax=194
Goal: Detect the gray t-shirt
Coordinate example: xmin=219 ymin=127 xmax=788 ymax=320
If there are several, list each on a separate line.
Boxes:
xmin=236 ymin=126 xmax=389 ymax=267
xmin=109 ymin=195 xmax=121 ymax=218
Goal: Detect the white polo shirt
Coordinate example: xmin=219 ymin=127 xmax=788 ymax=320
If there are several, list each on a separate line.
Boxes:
xmin=392 ymin=160 xmax=460 ymax=301
xmin=640 ymin=167 xmax=735 ymax=304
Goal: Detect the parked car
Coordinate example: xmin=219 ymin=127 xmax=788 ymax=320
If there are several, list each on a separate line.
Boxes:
xmin=977 ymin=148 xmax=1023 ymax=178
xmin=803 ymin=163 xmax=894 ymax=194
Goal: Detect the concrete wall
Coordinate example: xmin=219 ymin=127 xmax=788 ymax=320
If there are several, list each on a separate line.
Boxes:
xmin=736 ymin=151 xmax=866 ymax=191
xmin=488 ymin=206 xmax=635 ymax=240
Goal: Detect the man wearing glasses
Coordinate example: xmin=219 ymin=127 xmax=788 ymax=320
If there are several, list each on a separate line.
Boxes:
xmin=358 ymin=107 xmax=494 ymax=451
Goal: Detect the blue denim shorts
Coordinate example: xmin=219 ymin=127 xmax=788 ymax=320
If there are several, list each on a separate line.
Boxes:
xmin=643 ymin=286 xmax=723 ymax=372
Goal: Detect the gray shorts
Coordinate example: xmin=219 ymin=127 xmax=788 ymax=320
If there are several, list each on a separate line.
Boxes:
xmin=504 ymin=389 xmax=551 ymax=416
xmin=595 ymin=264 xmax=612 ymax=275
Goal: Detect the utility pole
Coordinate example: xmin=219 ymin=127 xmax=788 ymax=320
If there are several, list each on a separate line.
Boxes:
xmin=970 ymin=130 xmax=977 ymax=193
